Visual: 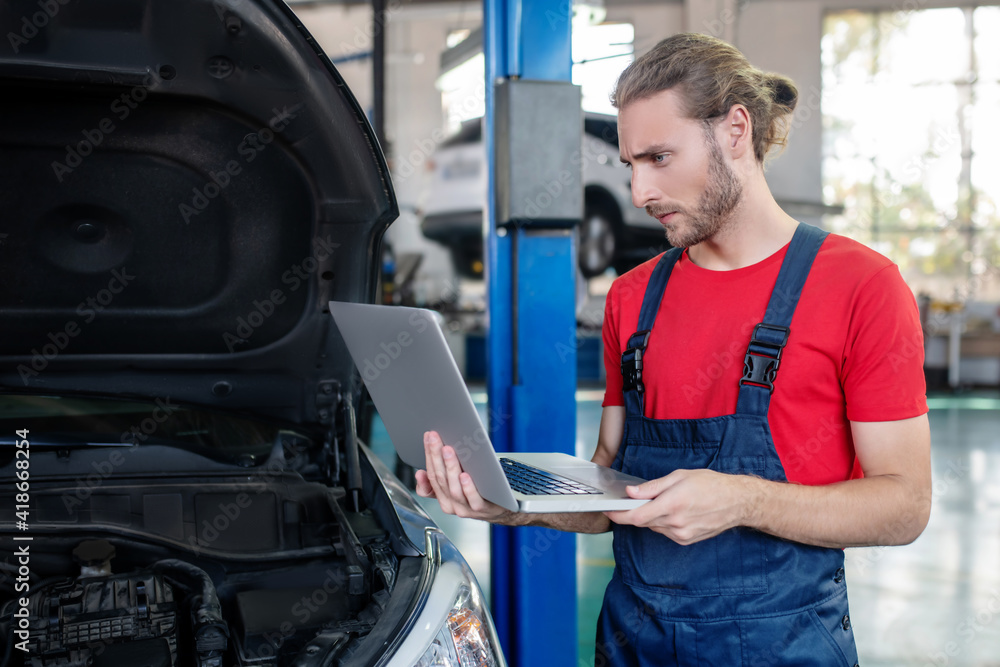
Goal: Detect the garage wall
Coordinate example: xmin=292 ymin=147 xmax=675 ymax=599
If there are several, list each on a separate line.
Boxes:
xmin=297 ymin=3 xmax=480 ymax=209
xmin=736 ymin=0 xmax=825 ymax=213
xmin=384 ymin=4 xmax=481 ymax=207
xmin=605 ymin=2 xmax=685 ymax=55
xmin=296 ymin=4 xmax=376 ymax=114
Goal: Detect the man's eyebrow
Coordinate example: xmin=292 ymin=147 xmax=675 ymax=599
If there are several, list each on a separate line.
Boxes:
xmin=620 ymin=144 xmax=672 ymax=165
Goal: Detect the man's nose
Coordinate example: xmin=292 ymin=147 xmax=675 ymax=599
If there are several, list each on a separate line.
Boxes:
xmin=630 ymin=166 xmax=658 ymax=209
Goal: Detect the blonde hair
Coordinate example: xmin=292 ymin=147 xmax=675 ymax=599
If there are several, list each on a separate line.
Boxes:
xmin=612 ymin=33 xmax=798 ymax=162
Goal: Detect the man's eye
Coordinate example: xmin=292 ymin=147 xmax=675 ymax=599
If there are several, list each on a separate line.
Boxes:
xmin=654 ymin=154 xmax=666 ymax=164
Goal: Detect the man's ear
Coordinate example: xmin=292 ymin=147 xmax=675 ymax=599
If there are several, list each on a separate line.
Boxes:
xmin=722 ymin=104 xmax=751 ymax=159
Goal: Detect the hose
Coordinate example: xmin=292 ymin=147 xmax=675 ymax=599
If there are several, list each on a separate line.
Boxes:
xmin=152 ymin=560 xmax=229 ymax=667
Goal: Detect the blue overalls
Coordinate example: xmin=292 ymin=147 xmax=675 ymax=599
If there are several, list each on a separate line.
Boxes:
xmin=596 ymin=224 xmax=860 ymax=666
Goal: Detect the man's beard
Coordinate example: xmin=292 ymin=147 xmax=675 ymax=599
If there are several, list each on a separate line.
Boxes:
xmin=646 ymin=137 xmax=743 ymax=248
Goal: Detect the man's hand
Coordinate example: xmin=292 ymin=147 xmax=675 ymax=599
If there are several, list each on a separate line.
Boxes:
xmin=604 ymin=469 xmax=755 ymax=545
xmin=413 ymin=422 xmax=618 ymax=534
xmin=415 ymin=430 xmax=511 ymax=522
xmin=604 ymin=414 xmax=932 ymax=550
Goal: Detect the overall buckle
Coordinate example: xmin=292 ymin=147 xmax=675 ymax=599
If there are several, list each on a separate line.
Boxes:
xmin=740 ymin=323 xmax=790 ymax=393
xmin=621 ymin=330 xmax=652 ymax=393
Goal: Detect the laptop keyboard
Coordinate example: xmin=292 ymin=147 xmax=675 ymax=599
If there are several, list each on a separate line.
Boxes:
xmin=499 ymin=458 xmax=603 ymax=496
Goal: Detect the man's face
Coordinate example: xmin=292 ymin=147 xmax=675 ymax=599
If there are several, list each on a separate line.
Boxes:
xmin=618 ymin=88 xmax=742 ymax=248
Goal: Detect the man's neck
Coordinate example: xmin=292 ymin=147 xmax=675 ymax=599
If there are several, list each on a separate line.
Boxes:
xmin=686 ymin=174 xmax=799 ymax=271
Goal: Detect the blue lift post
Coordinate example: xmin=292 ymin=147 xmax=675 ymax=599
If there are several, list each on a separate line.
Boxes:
xmin=484 ymin=0 xmax=580 ymax=665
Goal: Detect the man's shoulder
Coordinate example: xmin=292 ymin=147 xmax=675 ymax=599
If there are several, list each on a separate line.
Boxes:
xmin=608 ymin=233 xmax=900 ymax=300
xmin=816 ymin=232 xmax=896 ymax=274
xmin=808 ymin=232 xmax=918 ymax=317
xmin=607 ymin=252 xmax=669 ymax=302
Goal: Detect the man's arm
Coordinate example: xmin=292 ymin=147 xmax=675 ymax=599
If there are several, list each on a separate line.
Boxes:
xmin=414 ymin=406 xmax=626 ymax=534
xmin=605 ymin=413 xmax=931 ymax=548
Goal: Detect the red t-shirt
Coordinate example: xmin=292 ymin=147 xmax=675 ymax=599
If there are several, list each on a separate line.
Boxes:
xmin=602 ymin=233 xmax=928 ymax=486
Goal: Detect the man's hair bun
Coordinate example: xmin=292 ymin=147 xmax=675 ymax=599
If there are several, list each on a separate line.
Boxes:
xmin=613 ymin=33 xmax=801 ymax=163
xmin=765 ymin=74 xmax=798 ymax=112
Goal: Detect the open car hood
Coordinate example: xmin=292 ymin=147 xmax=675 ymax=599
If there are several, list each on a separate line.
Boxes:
xmin=0 ymin=0 xmax=398 ymax=428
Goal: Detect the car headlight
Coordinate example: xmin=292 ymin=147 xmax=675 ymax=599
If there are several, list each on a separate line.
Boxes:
xmin=414 ymin=585 xmax=499 ymax=667
xmin=383 ymin=530 xmax=505 ymax=667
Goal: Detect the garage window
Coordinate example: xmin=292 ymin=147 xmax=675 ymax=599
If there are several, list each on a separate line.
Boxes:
xmin=573 ymin=20 xmax=634 ymax=115
xmin=822 ymin=6 xmax=1000 ymax=300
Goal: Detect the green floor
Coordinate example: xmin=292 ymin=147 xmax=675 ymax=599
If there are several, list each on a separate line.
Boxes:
xmin=369 ymin=389 xmax=1000 ymax=666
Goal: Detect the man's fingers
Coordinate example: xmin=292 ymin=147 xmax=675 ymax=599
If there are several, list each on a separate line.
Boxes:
xmin=425 ymin=432 xmax=447 ymax=485
xmin=418 ymin=432 xmax=506 ymax=521
xmin=441 ymin=446 xmax=466 ymax=498
xmin=423 ymin=432 xmax=455 ymax=514
xmin=604 ymin=509 xmax=640 ymax=526
xmin=627 ymin=473 xmax=679 ymax=499
xmin=460 ymin=472 xmax=489 ymax=513
xmin=604 ymin=475 xmax=678 ymax=523
xmin=425 ymin=432 xmax=449 ymax=491
xmin=606 ymin=490 xmax=671 ymax=527
xmin=414 ymin=470 xmax=436 ymax=498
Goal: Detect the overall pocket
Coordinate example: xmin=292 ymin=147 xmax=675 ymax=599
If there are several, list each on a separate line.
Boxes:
xmin=614 ymin=441 xmax=767 ymax=596
xmin=741 ymin=591 xmax=858 ymax=666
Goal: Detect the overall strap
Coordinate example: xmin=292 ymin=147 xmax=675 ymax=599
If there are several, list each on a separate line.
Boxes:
xmin=621 ymin=248 xmax=684 ymax=417
xmin=736 ymin=223 xmax=829 ymax=416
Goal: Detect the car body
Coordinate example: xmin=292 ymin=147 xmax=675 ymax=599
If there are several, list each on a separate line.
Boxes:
xmin=0 ymin=1 xmax=504 ymax=666
xmin=419 ymin=114 xmax=670 ymax=279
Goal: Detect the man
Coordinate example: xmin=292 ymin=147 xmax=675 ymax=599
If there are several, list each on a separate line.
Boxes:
xmin=416 ymin=32 xmax=930 ymax=665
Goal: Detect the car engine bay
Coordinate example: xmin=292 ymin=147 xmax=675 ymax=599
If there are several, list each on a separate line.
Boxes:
xmin=0 ymin=399 xmax=418 ymax=667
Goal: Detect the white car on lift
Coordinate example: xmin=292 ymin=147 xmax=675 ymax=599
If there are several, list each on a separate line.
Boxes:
xmin=419 ymin=114 xmax=670 ymax=279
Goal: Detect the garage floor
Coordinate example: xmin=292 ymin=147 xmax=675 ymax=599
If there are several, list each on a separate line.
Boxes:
xmin=369 ymin=389 xmax=1000 ymax=666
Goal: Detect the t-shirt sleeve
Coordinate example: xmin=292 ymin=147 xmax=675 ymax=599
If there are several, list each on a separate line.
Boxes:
xmin=842 ymin=264 xmax=928 ymax=422
xmin=602 ymin=281 xmax=625 ymax=407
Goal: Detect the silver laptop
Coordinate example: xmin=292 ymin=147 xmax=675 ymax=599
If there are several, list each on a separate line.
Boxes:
xmin=329 ymin=301 xmax=648 ymax=513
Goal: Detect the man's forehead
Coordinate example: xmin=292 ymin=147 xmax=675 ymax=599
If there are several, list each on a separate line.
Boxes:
xmin=618 ymin=89 xmax=700 ymax=156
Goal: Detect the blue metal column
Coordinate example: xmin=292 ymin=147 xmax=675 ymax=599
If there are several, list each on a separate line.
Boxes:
xmin=484 ymin=1 xmax=578 ymax=666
